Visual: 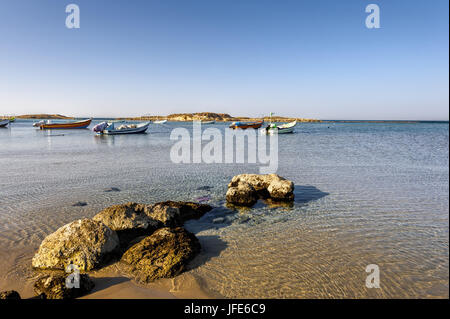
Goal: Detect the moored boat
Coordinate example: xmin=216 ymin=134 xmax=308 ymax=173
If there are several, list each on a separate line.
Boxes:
xmin=93 ymin=121 xmax=150 ymax=135
xmin=153 ymin=119 xmax=167 ymax=124
xmin=39 ymin=118 xmax=92 ymax=130
xmin=33 ymin=120 xmax=47 ymax=127
xmin=0 ymin=119 xmax=9 ymax=127
xmin=261 ymin=120 xmax=297 ymax=135
xmin=229 ymin=120 xmax=263 ymax=129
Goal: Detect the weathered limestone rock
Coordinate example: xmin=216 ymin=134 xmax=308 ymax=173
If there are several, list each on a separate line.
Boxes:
xmin=0 ymin=290 xmax=21 ymax=299
xmin=93 ymin=202 xmax=160 ymax=246
xmin=121 ymin=227 xmax=201 ymax=283
xmin=225 ymin=182 xmax=258 ymax=206
xmin=226 ymin=174 xmax=294 ymax=206
xmin=145 ymin=201 xmax=212 ymax=227
xmin=32 ymin=219 xmax=120 ymax=271
xmin=34 ymin=273 xmax=94 ymax=299
xmin=266 ymin=177 xmax=295 ymax=201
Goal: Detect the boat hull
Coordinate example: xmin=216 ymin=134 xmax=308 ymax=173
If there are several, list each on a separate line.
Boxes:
xmin=40 ymin=119 xmax=92 ymax=129
xmin=101 ymin=123 xmax=150 ymax=135
xmin=0 ymin=119 xmax=9 ymax=127
xmin=261 ymin=127 xmax=295 ymax=135
xmin=229 ymin=121 xmax=263 ymax=129
xmin=261 ymin=120 xmax=297 ymax=135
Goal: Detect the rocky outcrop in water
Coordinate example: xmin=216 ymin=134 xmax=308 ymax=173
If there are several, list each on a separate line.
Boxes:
xmin=93 ymin=202 xmax=160 ymax=247
xmin=0 ymin=290 xmax=21 ymax=299
xmin=225 ymin=182 xmax=259 ymax=206
xmin=32 ymin=219 xmax=120 ymax=271
xmin=226 ymin=174 xmax=294 ymax=206
xmin=92 ymin=201 xmax=211 ymax=246
xmin=33 ymin=273 xmax=94 ymax=299
xmin=120 ymin=227 xmax=201 ymax=283
xmin=146 ymin=201 xmax=212 ymax=227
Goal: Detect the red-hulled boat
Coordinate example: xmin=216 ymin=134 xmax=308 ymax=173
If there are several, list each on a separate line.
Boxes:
xmin=39 ymin=118 xmax=92 ymax=129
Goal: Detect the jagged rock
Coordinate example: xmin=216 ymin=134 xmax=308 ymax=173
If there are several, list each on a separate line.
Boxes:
xmin=226 ymin=182 xmax=258 ymax=206
xmin=121 ymin=227 xmax=201 ymax=283
xmin=33 ymin=273 xmax=94 ymax=299
xmin=226 ymin=174 xmax=294 ymax=206
xmin=145 ymin=201 xmax=212 ymax=227
xmin=267 ymin=177 xmax=295 ymax=201
xmin=0 ymin=290 xmax=21 ymax=299
xmin=32 ymin=219 xmax=120 ymax=271
xmin=93 ymin=202 xmax=160 ymax=246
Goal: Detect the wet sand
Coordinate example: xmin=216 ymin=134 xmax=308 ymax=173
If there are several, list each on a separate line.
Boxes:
xmin=0 ymin=245 xmax=217 ymax=299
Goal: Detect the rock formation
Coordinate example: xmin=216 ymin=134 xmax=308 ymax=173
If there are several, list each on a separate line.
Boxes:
xmin=32 ymin=219 xmax=120 ymax=271
xmin=226 ymin=174 xmax=294 ymax=206
xmin=34 ymin=273 xmax=94 ymax=299
xmin=0 ymin=290 xmax=21 ymax=299
xmin=121 ymin=227 xmax=201 ymax=283
xmin=93 ymin=202 xmax=160 ymax=246
xmin=146 ymin=201 xmax=212 ymax=227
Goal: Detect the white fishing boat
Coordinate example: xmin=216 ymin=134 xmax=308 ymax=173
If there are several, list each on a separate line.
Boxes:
xmin=261 ymin=120 xmax=297 ymax=135
xmin=32 ymin=120 xmax=47 ymax=127
xmin=153 ymin=119 xmax=167 ymax=124
xmin=93 ymin=121 xmax=150 ymax=135
xmin=0 ymin=119 xmax=9 ymax=127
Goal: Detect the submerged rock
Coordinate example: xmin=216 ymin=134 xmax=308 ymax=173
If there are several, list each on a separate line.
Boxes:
xmin=33 ymin=273 xmax=94 ymax=299
xmin=72 ymin=201 xmax=87 ymax=207
xmin=146 ymin=201 xmax=212 ymax=227
xmin=32 ymin=219 xmax=120 ymax=271
xmin=93 ymin=202 xmax=160 ymax=247
xmin=226 ymin=174 xmax=294 ymax=206
xmin=121 ymin=227 xmax=201 ymax=283
xmin=0 ymin=290 xmax=21 ymax=300
xmin=196 ymin=185 xmax=213 ymax=191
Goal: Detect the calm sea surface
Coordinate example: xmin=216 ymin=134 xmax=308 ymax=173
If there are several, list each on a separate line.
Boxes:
xmin=0 ymin=120 xmax=448 ymax=298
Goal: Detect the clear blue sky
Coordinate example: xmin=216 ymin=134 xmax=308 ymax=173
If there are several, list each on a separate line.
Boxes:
xmin=0 ymin=0 xmax=448 ymax=120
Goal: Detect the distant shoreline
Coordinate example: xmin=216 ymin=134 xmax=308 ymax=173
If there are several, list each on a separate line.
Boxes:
xmin=8 ymin=113 xmax=449 ymax=123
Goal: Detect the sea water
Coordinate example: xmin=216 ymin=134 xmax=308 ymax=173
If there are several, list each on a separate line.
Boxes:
xmin=0 ymin=120 xmax=448 ymax=298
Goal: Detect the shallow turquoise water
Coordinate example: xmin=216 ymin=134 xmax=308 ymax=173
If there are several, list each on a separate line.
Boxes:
xmin=0 ymin=120 xmax=448 ymax=298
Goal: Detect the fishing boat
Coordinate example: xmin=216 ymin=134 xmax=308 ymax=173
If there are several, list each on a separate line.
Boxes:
xmin=92 ymin=121 xmax=150 ymax=135
xmin=261 ymin=120 xmax=297 ymax=135
xmin=0 ymin=119 xmax=9 ymax=127
xmin=229 ymin=120 xmax=263 ymax=129
xmin=153 ymin=119 xmax=167 ymax=124
xmin=39 ymin=118 xmax=92 ymax=130
xmin=33 ymin=120 xmax=47 ymax=127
